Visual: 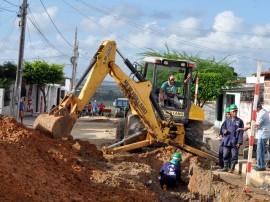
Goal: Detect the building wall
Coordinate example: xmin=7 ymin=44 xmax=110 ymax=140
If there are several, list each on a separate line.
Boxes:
xmin=203 ymin=102 xmax=216 ymax=126
xmin=264 ymin=80 xmax=270 ymax=105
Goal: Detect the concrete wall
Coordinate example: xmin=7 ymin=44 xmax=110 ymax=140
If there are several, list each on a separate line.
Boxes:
xmin=203 ymin=102 xmax=216 ymax=126
xmin=0 ymin=88 xmax=4 ymax=114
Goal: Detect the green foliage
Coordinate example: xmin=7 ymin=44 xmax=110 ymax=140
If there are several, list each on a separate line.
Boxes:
xmin=192 ymin=73 xmax=224 ymax=106
xmin=22 ymin=60 xmax=65 ymax=112
xmin=0 ymin=62 xmax=17 ymax=102
xmin=23 ymin=60 xmax=64 ymax=85
xmin=0 ymin=61 xmax=17 ymax=79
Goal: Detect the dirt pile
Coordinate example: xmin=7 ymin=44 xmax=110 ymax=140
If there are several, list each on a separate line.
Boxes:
xmin=0 ymin=115 xmax=268 ymax=201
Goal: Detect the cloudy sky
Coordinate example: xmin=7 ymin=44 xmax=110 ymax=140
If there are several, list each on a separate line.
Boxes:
xmin=1 ymin=0 xmax=270 ymax=81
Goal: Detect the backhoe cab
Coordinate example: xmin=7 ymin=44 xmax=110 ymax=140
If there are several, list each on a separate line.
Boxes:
xmin=142 ymin=57 xmax=203 ymax=124
xmin=33 ymin=40 xmax=216 ymax=160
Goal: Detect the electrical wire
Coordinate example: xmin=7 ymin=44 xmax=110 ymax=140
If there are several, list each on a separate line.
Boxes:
xmin=0 ymin=6 xmax=17 ymax=12
xmin=3 ymin=0 xmax=19 ymax=7
xmin=26 ymin=21 xmax=37 ymax=58
xmin=61 ymin=0 xmax=145 ymax=51
xmin=27 ymin=7 xmax=70 ymax=58
xmin=75 ymin=0 xmax=270 ymax=63
xmin=39 ymin=0 xmax=73 ymax=48
xmin=0 ymin=15 xmax=17 ymax=52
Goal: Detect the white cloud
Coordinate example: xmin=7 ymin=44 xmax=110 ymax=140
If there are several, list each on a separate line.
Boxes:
xmin=212 ymin=11 xmax=246 ymax=32
xmin=170 ymin=17 xmax=204 ymax=37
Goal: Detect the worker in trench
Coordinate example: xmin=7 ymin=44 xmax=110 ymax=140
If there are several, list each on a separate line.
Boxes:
xmin=159 ymin=152 xmax=186 ymax=191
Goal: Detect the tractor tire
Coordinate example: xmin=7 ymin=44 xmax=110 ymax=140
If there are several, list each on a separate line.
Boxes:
xmin=115 ymin=112 xmax=125 ymax=118
xmin=185 ymin=120 xmax=204 ymax=140
xmin=184 ymin=120 xmax=217 ymax=158
xmin=114 ymin=118 xmax=126 ymax=143
xmin=124 ymin=114 xmax=147 ymax=145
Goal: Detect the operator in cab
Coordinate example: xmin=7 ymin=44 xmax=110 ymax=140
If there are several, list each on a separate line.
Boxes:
xmin=159 ymin=74 xmax=190 ymax=108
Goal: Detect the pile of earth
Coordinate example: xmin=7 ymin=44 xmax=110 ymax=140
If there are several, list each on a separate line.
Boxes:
xmin=0 ymin=115 xmax=267 ymax=201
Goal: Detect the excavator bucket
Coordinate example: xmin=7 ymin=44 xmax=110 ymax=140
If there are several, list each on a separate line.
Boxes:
xmin=33 ymin=113 xmax=75 ymax=139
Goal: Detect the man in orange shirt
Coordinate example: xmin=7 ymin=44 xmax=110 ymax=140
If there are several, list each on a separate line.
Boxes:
xmin=88 ymin=102 xmax=93 ymax=116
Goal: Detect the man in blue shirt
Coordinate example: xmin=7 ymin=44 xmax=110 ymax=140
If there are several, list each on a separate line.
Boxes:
xmin=218 ymin=107 xmax=231 ymax=170
xmin=159 ymin=152 xmax=186 ymax=190
xmin=221 ymin=104 xmax=244 ymax=172
xmin=19 ymin=97 xmax=25 ymax=124
xmin=244 ymin=102 xmax=270 ymax=171
xmin=159 ymin=75 xmax=190 ymax=108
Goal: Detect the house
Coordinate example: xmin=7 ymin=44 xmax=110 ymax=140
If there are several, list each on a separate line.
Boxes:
xmin=214 ymin=71 xmax=270 ymax=134
xmin=0 ymin=78 xmax=71 ymax=116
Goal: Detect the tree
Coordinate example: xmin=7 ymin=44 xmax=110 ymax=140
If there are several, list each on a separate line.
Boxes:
xmin=23 ymin=60 xmax=64 ymax=112
xmin=0 ymin=62 xmax=17 ymax=103
xmin=139 ymin=45 xmax=239 ymax=107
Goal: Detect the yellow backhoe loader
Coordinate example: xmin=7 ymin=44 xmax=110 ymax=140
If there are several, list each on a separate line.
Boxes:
xmin=33 ymin=40 xmax=217 ymax=160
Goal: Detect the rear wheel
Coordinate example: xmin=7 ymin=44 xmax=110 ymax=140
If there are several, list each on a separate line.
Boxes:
xmin=114 ymin=114 xmax=147 ymax=152
xmin=114 ymin=118 xmax=126 ymax=143
xmin=124 ymin=114 xmax=147 ymax=144
xmin=185 ymin=120 xmax=217 ymax=157
xmin=115 ymin=111 xmax=125 ymax=118
xmin=125 ymin=114 xmax=147 ymax=152
xmin=185 ymin=120 xmax=204 ymax=140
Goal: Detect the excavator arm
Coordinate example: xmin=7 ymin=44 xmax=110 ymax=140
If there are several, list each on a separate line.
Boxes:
xmin=33 ymin=40 xmax=217 ymax=161
xmin=33 ymin=40 xmax=166 ymax=140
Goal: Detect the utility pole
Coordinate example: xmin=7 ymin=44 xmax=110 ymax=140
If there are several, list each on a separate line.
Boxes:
xmin=71 ymin=27 xmax=79 ymax=91
xmin=12 ymin=0 xmax=28 ymax=118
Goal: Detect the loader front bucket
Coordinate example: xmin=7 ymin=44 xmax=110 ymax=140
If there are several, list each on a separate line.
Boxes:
xmin=33 ymin=113 xmax=75 ymax=139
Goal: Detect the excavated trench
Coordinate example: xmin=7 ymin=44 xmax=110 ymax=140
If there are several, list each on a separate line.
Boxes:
xmin=0 ymin=115 xmax=267 ymax=201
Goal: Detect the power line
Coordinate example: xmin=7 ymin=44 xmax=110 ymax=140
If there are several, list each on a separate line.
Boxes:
xmin=75 ymin=0 xmax=270 ymax=63
xmin=39 ymin=0 xmax=73 ymax=48
xmin=0 ymin=6 xmax=17 ymax=12
xmin=61 ymin=0 xmax=145 ymax=51
xmin=3 ymin=0 xmax=19 ymax=7
xmin=0 ymin=15 xmax=17 ymax=51
xmin=26 ymin=21 xmax=37 ymax=58
xmin=27 ymin=7 xmax=70 ymax=58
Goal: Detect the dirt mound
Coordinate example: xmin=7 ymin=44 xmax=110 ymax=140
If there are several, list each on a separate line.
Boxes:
xmin=0 ymin=115 xmax=268 ymax=201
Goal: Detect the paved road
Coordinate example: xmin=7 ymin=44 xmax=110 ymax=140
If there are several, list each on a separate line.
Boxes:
xmin=22 ymin=114 xmax=38 ymax=128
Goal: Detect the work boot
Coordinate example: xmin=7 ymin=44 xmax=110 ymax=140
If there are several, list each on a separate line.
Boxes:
xmin=221 ymin=164 xmax=229 ymax=172
xmin=266 ymin=161 xmax=270 ymax=169
xmin=162 ymin=184 xmax=167 ymax=192
xmin=228 ymin=164 xmax=236 ymax=173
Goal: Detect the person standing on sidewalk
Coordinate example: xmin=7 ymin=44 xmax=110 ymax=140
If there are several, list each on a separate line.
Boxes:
xmin=244 ymin=102 xmax=270 ymax=171
xmin=19 ymin=97 xmax=25 ymax=124
xmin=221 ymin=104 xmax=244 ymax=172
xmin=218 ymin=107 xmax=231 ymax=170
xmin=266 ymin=139 xmax=270 ymax=168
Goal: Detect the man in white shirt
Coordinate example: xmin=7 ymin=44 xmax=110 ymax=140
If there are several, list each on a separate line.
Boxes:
xmin=244 ymin=102 xmax=270 ymax=171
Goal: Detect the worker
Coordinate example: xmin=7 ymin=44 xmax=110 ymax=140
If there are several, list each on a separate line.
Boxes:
xmin=267 ymin=139 xmax=270 ymax=168
xmin=221 ymin=104 xmax=244 ymax=172
xmin=92 ymin=100 xmax=98 ymax=116
xmin=159 ymin=152 xmax=186 ymax=190
xmin=98 ymin=102 xmax=105 ymax=116
xmin=244 ymin=102 xmax=270 ymax=171
xmin=159 ymin=74 xmax=190 ymax=108
xmin=19 ymin=97 xmax=25 ymax=124
xmin=218 ymin=107 xmax=231 ymax=170
xmin=88 ymin=102 xmax=93 ymax=116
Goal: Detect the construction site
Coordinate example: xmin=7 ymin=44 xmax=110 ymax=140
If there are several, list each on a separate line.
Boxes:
xmin=0 ymin=115 xmax=269 ymax=202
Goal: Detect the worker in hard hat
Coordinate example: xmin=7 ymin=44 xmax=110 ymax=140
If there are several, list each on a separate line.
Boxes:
xmin=221 ymin=104 xmax=244 ymax=172
xmin=159 ymin=152 xmax=186 ymax=190
xmin=218 ymin=107 xmax=231 ymax=170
